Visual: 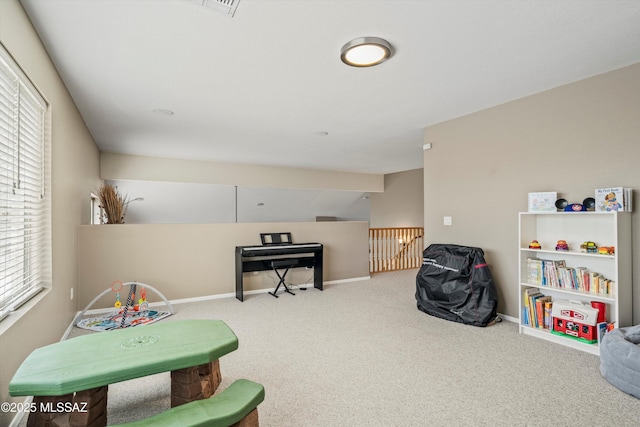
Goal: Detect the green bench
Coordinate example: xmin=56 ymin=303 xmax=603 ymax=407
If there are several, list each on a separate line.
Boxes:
xmin=111 ymin=379 xmax=265 ymax=427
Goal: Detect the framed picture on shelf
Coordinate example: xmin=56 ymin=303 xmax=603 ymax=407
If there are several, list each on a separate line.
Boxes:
xmin=528 ymin=192 xmax=557 ymax=212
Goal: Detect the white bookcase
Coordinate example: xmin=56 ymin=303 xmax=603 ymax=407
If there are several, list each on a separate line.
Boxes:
xmin=518 ymin=211 xmax=632 ymax=356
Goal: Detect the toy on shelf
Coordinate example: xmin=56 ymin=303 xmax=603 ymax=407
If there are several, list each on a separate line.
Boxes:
xmin=580 ymin=241 xmax=598 ymax=253
xmin=551 ymin=300 xmax=599 ymax=344
xmin=598 ymin=246 xmax=615 ymax=255
xmin=555 ymin=197 xmax=596 ymax=212
xmin=555 ymin=240 xmax=569 ymax=251
xmin=529 ymin=240 xmax=541 ymax=249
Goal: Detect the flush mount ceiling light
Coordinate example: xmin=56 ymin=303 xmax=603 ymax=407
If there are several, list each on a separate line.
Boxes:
xmin=340 ymin=37 xmax=392 ymax=67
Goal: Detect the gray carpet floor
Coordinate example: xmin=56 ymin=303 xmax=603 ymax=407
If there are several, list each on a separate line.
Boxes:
xmin=22 ymin=269 xmax=640 ymax=426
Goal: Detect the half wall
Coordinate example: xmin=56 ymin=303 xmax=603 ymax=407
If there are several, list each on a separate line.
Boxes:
xmin=77 ymin=221 xmax=370 ymax=308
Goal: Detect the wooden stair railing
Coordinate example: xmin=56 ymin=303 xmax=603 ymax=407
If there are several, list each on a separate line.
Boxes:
xmin=369 ymin=227 xmax=424 ymax=273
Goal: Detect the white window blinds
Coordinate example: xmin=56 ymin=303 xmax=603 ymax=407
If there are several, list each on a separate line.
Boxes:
xmin=0 ymin=44 xmax=50 ymax=321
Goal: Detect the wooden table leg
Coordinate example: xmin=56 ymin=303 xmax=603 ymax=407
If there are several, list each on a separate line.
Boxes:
xmin=69 ymin=386 xmax=108 ymax=427
xmin=27 ymin=394 xmax=73 ymax=427
xmin=29 ymin=386 xmax=108 ymax=427
xmin=231 ymin=407 xmax=259 ymax=427
xmin=199 ymin=359 xmax=222 ymax=399
xmin=171 ymin=360 xmax=222 ymax=407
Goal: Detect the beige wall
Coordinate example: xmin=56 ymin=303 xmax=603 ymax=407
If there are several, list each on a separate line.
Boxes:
xmin=77 ymin=221 xmax=370 ymax=309
xmin=101 ymin=152 xmax=384 ymax=192
xmin=0 ymin=1 xmax=101 ymax=423
xmin=370 ymin=168 xmax=424 ymax=228
xmin=423 ymin=62 xmax=640 ymax=322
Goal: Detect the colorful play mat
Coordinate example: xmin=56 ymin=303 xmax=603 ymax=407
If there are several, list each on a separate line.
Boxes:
xmin=76 ymin=309 xmax=172 ymax=332
xmin=75 ymin=281 xmax=175 ymax=332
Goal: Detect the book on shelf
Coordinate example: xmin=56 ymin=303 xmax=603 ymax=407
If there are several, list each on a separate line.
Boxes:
xmin=524 ymin=257 xmax=614 ymax=296
xmin=528 ymin=192 xmax=557 ymax=212
xmin=575 ymin=267 xmax=589 ymax=292
xmin=535 ymin=295 xmax=552 ymax=329
xmin=531 ymin=293 xmax=542 ymax=327
xmin=523 ymin=288 xmax=542 ymax=327
xmin=544 ymin=300 xmax=553 ymax=329
xmin=595 ymin=187 xmax=633 ymax=212
xmin=522 ymin=288 xmax=531 ymax=325
xmin=597 ymin=322 xmax=608 ymax=344
xmin=526 ymin=258 xmax=540 ymax=285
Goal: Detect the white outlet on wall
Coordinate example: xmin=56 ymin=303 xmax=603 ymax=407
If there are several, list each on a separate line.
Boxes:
xmin=70 ymin=288 xmax=74 ymax=300
xmin=444 ymin=216 xmax=452 ymax=226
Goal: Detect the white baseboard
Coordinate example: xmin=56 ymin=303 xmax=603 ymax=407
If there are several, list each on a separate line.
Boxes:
xmin=73 ymin=276 xmax=372 ymax=317
xmin=324 ymin=276 xmax=370 ymax=285
xmin=168 ymin=276 xmax=372 ymax=305
xmin=497 ymin=312 xmax=518 ymax=323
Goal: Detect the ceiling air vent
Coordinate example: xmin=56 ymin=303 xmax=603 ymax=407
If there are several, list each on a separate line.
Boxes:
xmin=187 ymin=0 xmax=240 ymax=17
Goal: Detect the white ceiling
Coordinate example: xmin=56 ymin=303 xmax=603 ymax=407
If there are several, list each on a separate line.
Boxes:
xmin=19 ymin=0 xmax=640 ymax=175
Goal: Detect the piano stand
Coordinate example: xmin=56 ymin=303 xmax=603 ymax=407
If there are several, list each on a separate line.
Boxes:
xmin=268 ymin=259 xmax=298 ymax=298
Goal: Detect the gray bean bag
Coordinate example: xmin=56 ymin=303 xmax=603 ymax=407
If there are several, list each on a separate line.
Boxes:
xmin=600 ymin=324 xmax=640 ymax=399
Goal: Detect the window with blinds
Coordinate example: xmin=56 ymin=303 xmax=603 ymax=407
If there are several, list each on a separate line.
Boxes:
xmin=0 ymin=44 xmax=50 ymax=322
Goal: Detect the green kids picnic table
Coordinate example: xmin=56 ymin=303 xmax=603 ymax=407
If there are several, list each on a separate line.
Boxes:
xmin=9 ymin=319 xmax=238 ymax=427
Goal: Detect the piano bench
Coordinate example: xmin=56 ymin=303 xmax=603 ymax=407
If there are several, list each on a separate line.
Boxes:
xmin=111 ymin=379 xmax=265 ymax=427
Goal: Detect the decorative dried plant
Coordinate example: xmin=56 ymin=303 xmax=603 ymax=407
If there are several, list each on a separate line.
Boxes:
xmin=97 ymin=184 xmax=128 ymax=224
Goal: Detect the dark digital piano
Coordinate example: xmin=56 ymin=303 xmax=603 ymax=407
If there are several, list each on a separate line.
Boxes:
xmin=235 ymin=233 xmax=323 ymax=301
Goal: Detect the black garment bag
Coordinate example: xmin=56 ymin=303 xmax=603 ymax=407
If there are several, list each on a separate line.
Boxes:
xmin=415 ymin=244 xmax=498 ymax=327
